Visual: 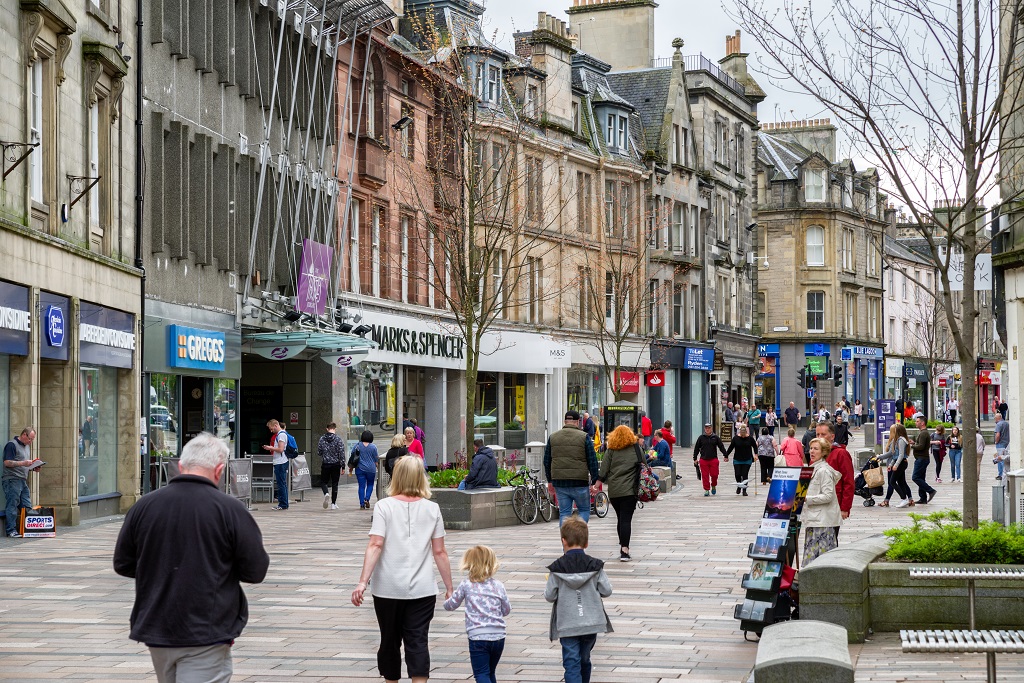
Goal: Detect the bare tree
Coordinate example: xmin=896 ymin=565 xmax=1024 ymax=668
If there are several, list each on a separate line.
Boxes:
xmin=732 ymin=0 xmax=1024 ymax=528
xmin=905 ymin=298 xmax=958 ymax=405
xmin=385 ymin=18 xmax=575 ymax=456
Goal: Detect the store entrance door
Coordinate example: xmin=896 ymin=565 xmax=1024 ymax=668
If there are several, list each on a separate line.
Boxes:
xmin=181 ymin=376 xmax=211 ymax=447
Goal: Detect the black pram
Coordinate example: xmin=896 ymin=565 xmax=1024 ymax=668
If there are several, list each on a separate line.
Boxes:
xmin=854 ymin=454 xmax=886 ymax=506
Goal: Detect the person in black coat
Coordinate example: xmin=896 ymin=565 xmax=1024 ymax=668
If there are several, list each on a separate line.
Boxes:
xmin=802 ymin=425 xmax=817 ymax=458
xmin=113 ymin=433 xmax=269 ymax=680
xmin=833 ymin=414 xmax=851 ymax=447
xmin=464 ymin=440 xmax=499 ymax=489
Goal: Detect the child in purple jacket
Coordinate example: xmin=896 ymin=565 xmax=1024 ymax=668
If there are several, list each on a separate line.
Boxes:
xmin=443 ymin=545 xmax=511 ymax=683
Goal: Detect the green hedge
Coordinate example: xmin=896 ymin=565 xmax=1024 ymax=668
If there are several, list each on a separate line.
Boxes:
xmin=885 ymin=510 xmax=1024 ymax=564
xmin=427 ymin=467 xmax=523 ymax=489
xmin=902 ymin=419 xmax=954 ymax=429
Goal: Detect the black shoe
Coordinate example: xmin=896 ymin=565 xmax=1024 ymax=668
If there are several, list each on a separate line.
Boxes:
xmin=619 ymin=551 xmax=631 ymax=562
xmin=917 ymin=498 xmax=928 ymax=505
xmin=927 ymin=491 xmax=936 ymax=503
xmin=743 ymin=490 xmax=748 ymax=496
xmin=737 ymin=487 xmax=741 ymax=494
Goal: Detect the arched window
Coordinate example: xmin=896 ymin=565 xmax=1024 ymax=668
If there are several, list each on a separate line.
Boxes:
xmin=806 ymin=226 xmax=825 ymax=266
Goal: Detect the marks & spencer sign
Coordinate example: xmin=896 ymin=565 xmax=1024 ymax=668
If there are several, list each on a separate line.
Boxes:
xmin=168 ymin=325 xmax=227 ymax=371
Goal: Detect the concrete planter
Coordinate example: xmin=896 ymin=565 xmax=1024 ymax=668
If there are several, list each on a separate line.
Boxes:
xmin=868 ymin=562 xmax=1024 ymax=631
xmin=801 ymin=536 xmax=1024 ymax=642
xmin=432 ymin=487 xmax=555 ymax=530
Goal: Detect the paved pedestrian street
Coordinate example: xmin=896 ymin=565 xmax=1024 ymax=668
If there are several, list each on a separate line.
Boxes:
xmin=0 ymin=452 xmax=1020 ymax=683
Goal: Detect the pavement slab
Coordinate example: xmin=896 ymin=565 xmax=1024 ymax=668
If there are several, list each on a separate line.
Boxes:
xmin=0 ymin=429 xmax=1016 ymax=682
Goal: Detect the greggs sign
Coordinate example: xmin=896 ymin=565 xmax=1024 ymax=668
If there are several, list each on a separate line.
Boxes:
xmin=168 ymin=325 xmax=226 ymax=371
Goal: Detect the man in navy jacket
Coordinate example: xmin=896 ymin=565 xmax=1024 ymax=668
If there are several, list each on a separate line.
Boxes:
xmin=114 ymin=433 xmax=269 ymax=681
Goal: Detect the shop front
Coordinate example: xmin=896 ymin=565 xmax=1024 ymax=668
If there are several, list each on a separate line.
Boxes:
xmin=353 ymin=309 xmax=570 ymax=466
xmin=713 ymin=332 xmax=758 ymax=425
xmin=0 ymin=281 xmax=30 ymax=525
xmin=650 ymin=341 xmax=712 ymax=448
xmin=568 ymin=340 xmax=650 ymax=440
xmin=884 ymin=357 xmax=904 ymax=402
xmin=978 ymin=358 xmax=1003 ymax=421
xmin=903 ymin=361 xmax=929 ymax=416
xmin=841 ymin=345 xmax=884 ymax=422
xmin=143 ymin=302 xmax=243 ymax=490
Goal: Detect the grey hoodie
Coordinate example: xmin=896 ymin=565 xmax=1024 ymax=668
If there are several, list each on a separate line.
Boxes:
xmin=544 ymin=550 xmax=613 ymax=640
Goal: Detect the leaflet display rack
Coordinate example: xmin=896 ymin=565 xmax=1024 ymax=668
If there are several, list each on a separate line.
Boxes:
xmin=734 ymin=466 xmax=814 ymax=637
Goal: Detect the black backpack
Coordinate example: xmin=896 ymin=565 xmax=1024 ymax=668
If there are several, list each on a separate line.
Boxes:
xmin=348 ymin=445 xmax=362 ymax=470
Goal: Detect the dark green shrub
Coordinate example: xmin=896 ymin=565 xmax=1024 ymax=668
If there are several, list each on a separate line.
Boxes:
xmin=885 ymin=509 xmax=1024 ymax=563
xmin=428 ymin=468 xmax=467 ymax=489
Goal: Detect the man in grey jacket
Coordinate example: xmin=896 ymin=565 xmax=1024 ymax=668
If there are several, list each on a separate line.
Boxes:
xmin=545 ymin=517 xmax=612 ymax=683
xmin=3 ymin=428 xmax=40 ymax=538
xmin=911 ymin=415 xmax=937 ymax=504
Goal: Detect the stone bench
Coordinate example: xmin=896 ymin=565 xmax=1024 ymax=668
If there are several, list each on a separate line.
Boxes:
xmin=800 ymin=535 xmax=890 ymax=643
xmin=753 ymin=620 xmax=853 ymax=682
xmin=432 ymin=487 xmax=552 ymax=530
xmin=651 ymin=466 xmax=674 ymax=493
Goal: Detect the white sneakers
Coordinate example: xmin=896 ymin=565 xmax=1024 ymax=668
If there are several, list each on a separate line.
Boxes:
xmin=330 ymin=504 xmax=339 ymax=510
xmin=323 ymin=492 xmax=330 ymax=509
xmin=894 ymin=498 xmax=910 ymax=508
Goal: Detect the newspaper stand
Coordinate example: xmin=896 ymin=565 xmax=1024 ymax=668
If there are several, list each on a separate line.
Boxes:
xmin=733 ymin=466 xmax=814 ymax=638
xmin=249 ymin=453 xmax=275 ymax=503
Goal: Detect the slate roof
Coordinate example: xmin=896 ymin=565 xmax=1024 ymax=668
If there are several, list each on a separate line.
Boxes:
xmin=757 ymin=131 xmax=810 ymax=181
xmin=605 ymin=68 xmax=673 ymax=152
xmin=885 ymin=238 xmax=932 ymax=267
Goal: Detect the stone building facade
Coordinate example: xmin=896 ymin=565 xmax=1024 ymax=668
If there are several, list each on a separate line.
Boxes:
xmin=0 ymin=0 xmax=141 ymax=525
xmin=755 ymin=120 xmax=886 ymax=421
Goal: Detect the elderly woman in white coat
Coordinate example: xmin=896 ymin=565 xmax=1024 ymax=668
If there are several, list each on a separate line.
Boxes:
xmin=801 ymin=437 xmax=843 ymax=566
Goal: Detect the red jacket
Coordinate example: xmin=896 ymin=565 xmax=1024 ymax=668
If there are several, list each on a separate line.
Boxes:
xmin=640 ymin=416 xmax=653 ymax=437
xmin=826 ymin=443 xmax=855 ymax=514
xmin=661 ymin=428 xmax=676 ymax=448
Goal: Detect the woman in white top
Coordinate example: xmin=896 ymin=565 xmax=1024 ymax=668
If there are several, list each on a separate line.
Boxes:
xmin=352 ymin=456 xmax=454 ymax=683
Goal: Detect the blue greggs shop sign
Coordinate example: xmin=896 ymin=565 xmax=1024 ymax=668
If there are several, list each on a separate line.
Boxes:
xmin=168 ymin=325 xmax=226 ymax=371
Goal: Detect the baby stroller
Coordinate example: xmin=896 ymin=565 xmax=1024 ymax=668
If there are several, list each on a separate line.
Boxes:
xmin=854 ymin=454 xmax=886 ymax=507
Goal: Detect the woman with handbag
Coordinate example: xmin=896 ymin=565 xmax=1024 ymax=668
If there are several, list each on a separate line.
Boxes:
xmin=802 ymin=438 xmax=842 ymax=565
xmin=598 ymin=425 xmax=643 ymax=562
xmin=880 ymin=423 xmax=913 ymax=508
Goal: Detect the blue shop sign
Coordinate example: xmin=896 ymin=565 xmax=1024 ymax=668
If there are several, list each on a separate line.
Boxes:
xmin=39 ymin=292 xmax=70 ymax=361
xmin=841 ymin=347 xmax=853 ymax=361
xmin=804 ymin=343 xmax=830 ymax=356
xmin=684 ymin=347 xmax=716 ymax=371
xmin=168 ymin=325 xmax=226 ymax=371
xmin=757 ymin=343 xmax=780 ymax=357
xmin=852 ymin=346 xmax=884 ymax=358
xmin=0 ymin=280 xmax=30 ymax=356
xmin=869 ymin=364 xmax=878 ymax=379
xmin=80 ymin=302 xmax=135 ymax=369
xmin=904 ymin=363 xmax=928 ymax=380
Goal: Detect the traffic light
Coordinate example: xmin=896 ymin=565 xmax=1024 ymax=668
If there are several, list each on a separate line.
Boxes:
xmin=833 ymin=364 xmax=844 ymax=387
xmin=798 ymin=366 xmax=807 ymax=389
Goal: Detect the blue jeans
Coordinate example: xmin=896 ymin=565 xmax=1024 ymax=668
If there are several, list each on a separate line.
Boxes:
xmin=949 ymin=449 xmax=963 ymax=480
xmin=911 ymin=457 xmax=935 ymax=500
xmin=997 ymin=448 xmax=1008 ymax=477
xmin=356 ymin=469 xmax=376 ymax=505
xmin=555 ymin=486 xmax=591 ymax=525
xmin=468 ymin=638 xmax=504 ymax=683
xmin=2 ymin=478 xmax=32 ymax=536
xmin=560 ymin=634 xmax=597 ymax=683
xmin=273 ymin=462 xmax=289 ymax=509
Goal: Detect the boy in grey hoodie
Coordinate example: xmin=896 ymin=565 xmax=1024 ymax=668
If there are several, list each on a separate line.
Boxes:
xmin=544 ymin=517 xmax=613 ymax=683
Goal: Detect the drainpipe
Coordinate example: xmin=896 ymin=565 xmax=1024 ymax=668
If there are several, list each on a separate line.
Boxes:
xmin=135 ymin=0 xmax=148 ymax=493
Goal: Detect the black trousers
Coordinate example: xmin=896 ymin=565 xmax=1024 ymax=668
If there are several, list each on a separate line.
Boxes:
xmin=758 ymin=456 xmax=775 ymax=483
xmin=373 ymin=595 xmax=437 ymax=680
xmin=609 ymin=496 xmax=636 ymax=549
xmin=320 ymin=463 xmax=342 ymax=503
xmin=733 ymin=462 xmax=751 ymax=490
xmin=884 ymin=460 xmax=912 ymax=502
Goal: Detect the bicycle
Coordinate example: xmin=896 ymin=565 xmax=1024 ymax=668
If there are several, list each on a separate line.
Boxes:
xmin=508 ymin=466 xmax=553 ymax=524
xmin=592 ymin=482 xmax=609 ymax=518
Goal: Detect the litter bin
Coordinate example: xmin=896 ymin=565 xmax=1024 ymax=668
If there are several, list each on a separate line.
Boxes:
xmin=993 ymin=480 xmax=1007 ymax=525
xmin=525 ymin=441 xmax=546 ymax=482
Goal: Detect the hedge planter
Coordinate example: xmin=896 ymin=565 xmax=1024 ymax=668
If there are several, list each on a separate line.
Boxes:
xmin=432 ymin=487 xmax=556 ymax=531
xmin=868 ymin=562 xmax=1024 ymax=632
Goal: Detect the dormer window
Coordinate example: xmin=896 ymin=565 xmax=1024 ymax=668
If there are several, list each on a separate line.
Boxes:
xmin=842 ymin=173 xmax=853 ymax=208
xmin=487 ymin=65 xmax=500 ymax=102
xmin=804 ymin=168 xmax=825 ymax=202
xmin=572 ymin=100 xmax=581 ymax=133
xmin=526 ymin=83 xmax=539 ymax=117
xmin=604 ymin=110 xmax=629 ymax=152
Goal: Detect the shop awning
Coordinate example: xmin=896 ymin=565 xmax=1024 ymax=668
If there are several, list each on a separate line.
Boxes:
xmin=243 ymin=331 xmax=377 ymax=360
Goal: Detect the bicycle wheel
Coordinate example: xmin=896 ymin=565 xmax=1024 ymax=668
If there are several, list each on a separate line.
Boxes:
xmin=512 ymin=485 xmax=538 ymax=524
xmin=536 ymin=485 xmax=554 ymax=522
xmin=593 ymin=491 xmax=609 ymax=518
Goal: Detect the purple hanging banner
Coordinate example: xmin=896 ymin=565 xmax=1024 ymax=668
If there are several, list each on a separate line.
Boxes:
xmin=296 ymin=239 xmax=333 ymax=315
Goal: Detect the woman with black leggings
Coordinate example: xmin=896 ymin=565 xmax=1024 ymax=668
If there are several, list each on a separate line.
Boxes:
xmin=881 ymin=423 xmax=914 ymax=507
xmin=598 ymin=424 xmax=643 ymax=562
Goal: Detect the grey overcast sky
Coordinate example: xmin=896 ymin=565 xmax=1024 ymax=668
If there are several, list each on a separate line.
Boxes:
xmin=477 ymin=0 xmax=827 ymax=126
